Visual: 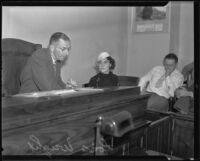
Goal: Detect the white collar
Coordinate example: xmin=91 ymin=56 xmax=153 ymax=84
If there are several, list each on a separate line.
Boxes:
xmin=50 ymin=52 xmax=56 ymax=64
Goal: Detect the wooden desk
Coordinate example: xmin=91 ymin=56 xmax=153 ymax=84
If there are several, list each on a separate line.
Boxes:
xmin=2 ymin=86 xmax=150 ymax=155
xmin=2 ymin=86 xmax=194 ymax=158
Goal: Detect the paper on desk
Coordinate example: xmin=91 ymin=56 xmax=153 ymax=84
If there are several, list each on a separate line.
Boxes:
xmin=14 ymin=89 xmax=76 ymax=98
xmin=13 ymin=88 xmax=104 ymax=98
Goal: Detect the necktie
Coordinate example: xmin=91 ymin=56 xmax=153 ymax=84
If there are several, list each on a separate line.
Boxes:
xmin=155 ymin=74 xmax=165 ymax=88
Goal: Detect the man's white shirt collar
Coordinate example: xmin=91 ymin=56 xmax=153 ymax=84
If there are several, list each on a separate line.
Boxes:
xmin=50 ymin=52 xmax=56 ymax=64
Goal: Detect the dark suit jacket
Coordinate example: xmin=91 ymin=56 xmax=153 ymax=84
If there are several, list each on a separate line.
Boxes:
xmin=88 ymin=72 xmax=119 ymax=88
xmin=19 ymin=48 xmax=66 ymax=93
xmin=174 ymin=84 xmax=194 ymax=114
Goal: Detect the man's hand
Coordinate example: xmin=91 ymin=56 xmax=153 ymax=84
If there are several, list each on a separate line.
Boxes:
xmin=66 ymin=79 xmax=78 ymax=89
xmin=165 ymin=69 xmax=172 ymax=77
xmin=155 ymin=69 xmax=172 ymax=88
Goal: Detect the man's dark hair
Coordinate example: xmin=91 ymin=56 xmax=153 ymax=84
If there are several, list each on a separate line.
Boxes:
xmin=107 ymin=56 xmax=116 ymax=70
xmin=164 ymin=53 xmax=178 ymax=63
xmin=49 ymin=32 xmax=70 ymax=44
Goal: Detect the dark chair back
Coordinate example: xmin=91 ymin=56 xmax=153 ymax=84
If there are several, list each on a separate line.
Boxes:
xmin=2 ymin=38 xmax=42 ymax=96
xmin=82 ymin=76 xmax=139 ymax=87
xmin=118 ymin=76 xmax=139 ymax=86
xmin=83 ymin=83 xmax=89 ymax=88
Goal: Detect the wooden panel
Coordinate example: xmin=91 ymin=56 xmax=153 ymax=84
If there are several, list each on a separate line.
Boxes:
xmin=118 ymin=76 xmax=139 ymax=86
xmin=143 ymin=115 xmax=172 ymax=155
xmin=171 ymin=114 xmax=194 ymax=158
xmin=2 ymin=87 xmax=142 ymax=130
xmin=3 ymin=122 xmax=94 ymax=155
xmin=143 ymin=111 xmax=194 ymax=159
xmin=2 ymin=87 xmax=150 ymax=155
xmin=2 ymin=98 xmax=148 ymax=155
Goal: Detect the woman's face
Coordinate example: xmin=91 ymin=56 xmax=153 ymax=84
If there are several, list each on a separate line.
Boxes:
xmin=98 ymin=58 xmax=111 ymax=74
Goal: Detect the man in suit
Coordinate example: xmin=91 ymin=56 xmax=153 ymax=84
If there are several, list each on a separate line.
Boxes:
xmin=19 ymin=32 xmax=77 ymax=93
xmin=174 ymin=62 xmax=194 ymax=114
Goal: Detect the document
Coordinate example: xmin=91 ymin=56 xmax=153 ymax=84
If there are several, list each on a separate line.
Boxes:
xmin=14 ymin=89 xmax=77 ymax=98
xmin=14 ymin=88 xmax=104 ymax=98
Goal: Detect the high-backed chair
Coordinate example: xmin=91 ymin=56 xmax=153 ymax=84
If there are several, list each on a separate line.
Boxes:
xmin=118 ymin=76 xmax=139 ymax=86
xmin=2 ymin=38 xmax=42 ymax=96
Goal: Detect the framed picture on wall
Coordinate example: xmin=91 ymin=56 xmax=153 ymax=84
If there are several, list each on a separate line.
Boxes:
xmin=133 ymin=4 xmax=170 ymax=33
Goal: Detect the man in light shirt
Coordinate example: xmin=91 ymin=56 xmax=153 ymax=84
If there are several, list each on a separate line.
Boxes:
xmin=139 ymin=53 xmax=184 ymax=112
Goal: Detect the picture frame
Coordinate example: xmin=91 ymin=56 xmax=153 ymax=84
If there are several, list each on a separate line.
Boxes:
xmin=133 ymin=4 xmax=170 ymax=33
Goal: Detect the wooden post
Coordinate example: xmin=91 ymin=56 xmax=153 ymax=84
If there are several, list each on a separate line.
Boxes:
xmin=95 ymin=116 xmax=104 ymax=156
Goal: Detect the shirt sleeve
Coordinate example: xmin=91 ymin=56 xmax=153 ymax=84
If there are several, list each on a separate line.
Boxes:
xmin=165 ymin=73 xmax=184 ymax=97
xmin=138 ymin=68 xmax=153 ymax=92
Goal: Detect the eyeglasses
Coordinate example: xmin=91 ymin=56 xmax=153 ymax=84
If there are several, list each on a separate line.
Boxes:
xmin=97 ymin=59 xmax=110 ymax=65
xmin=58 ymin=46 xmax=71 ymax=52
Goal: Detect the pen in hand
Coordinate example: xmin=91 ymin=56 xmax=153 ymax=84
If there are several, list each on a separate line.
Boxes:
xmin=66 ymin=79 xmax=78 ymax=90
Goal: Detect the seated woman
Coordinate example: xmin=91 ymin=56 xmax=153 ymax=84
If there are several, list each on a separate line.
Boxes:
xmin=87 ymin=52 xmax=119 ymax=88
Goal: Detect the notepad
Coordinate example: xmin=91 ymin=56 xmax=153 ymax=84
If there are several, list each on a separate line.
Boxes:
xmin=13 ymin=88 xmax=104 ymax=98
